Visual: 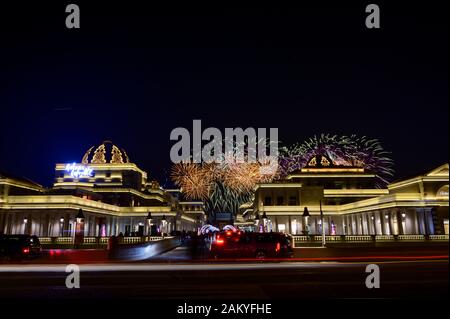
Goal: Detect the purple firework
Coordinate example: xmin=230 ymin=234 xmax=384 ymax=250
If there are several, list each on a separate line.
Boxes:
xmin=278 ymin=134 xmax=394 ymax=188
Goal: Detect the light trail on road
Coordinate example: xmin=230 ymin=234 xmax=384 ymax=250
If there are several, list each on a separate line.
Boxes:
xmin=0 ymin=259 xmax=447 ymax=273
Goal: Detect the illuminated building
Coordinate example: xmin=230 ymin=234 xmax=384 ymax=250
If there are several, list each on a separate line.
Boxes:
xmin=0 ymin=141 xmax=205 ymax=237
xmin=1 ymin=145 xmax=448 ymax=238
xmin=243 ymin=155 xmax=449 ymax=236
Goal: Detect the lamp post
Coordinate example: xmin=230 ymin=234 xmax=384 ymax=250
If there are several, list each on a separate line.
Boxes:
xmin=60 ymin=217 xmax=64 ymax=237
xmin=161 ymin=214 xmax=167 ymax=238
xmin=370 ymin=215 xmax=375 ymax=235
xmin=146 ymin=212 xmax=152 ymax=240
xmin=320 ymin=200 xmax=325 ymax=247
xmin=302 ymin=207 xmax=310 ymax=235
xmin=23 ymin=217 xmax=29 ymax=235
xmin=254 ymin=213 xmax=260 ymax=232
xmin=74 ymin=209 xmax=85 ymax=247
xmin=398 ymin=210 xmax=405 ymax=235
xmin=262 ymin=212 xmax=268 ymax=233
xmin=385 ymin=213 xmax=392 ymax=235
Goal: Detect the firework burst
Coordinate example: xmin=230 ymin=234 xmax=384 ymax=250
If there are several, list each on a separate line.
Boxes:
xmin=170 ymin=137 xmax=278 ymax=216
xmin=171 ymin=134 xmax=394 ymax=217
xmin=278 ymin=134 xmax=394 ymax=187
xmin=170 ymin=163 xmax=212 ymax=200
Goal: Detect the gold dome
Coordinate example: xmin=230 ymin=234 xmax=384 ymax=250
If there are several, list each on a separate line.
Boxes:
xmin=82 ymin=141 xmax=130 ymax=164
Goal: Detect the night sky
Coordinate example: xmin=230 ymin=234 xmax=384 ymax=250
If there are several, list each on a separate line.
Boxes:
xmin=0 ymin=2 xmax=448 ymax=187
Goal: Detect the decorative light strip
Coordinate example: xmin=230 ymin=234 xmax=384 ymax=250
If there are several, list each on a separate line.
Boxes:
xmin=287 ymin=174 xmax=375 ymax=179
xmin=300 ymin=168 xmax=364 ymax=173
xmin=323 ymin=189 xmax=389 ymax=197
xmin=254 ymin=183 xmax=303 ymax=190
xmin=1 ymin=195 xmax=178 ymax=216
xmin=388 ymin=177 xmax=449 ymax=190
xmin=0 ymin=179 xmax=43 ymax=192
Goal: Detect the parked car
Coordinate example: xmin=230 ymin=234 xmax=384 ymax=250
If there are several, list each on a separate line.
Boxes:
xmin=0 ymin=234 xmax=42 ymax=260
xmin=210 ymin=231 xmax=293 ymax=259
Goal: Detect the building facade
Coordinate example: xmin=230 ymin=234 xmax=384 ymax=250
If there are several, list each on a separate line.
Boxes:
xmin=243 ymin=155 xmax=449 ymax=236
xmin=0 ymin=141 xmax=205 ymax=237
xmin=1 ymin=146 xmax=448 ymax=238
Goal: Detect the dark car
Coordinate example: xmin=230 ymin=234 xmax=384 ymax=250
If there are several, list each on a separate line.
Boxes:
xmin=0 ymin=234 xmax=42 ymax=260
xmin=210 ymin=231 xmax=293 ymax=259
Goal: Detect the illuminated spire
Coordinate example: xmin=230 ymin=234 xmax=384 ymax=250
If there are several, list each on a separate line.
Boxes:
xmin=91 ymin=144 xmax=107 ymax=164
xmin=111 ymin=145 xmax=124 ymax=164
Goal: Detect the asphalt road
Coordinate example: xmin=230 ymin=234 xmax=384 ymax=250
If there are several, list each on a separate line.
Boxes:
xmin=0 ymin=260 xmax=447 ymax=300
xmin=148 ymin=244 xmax=449 ymax=262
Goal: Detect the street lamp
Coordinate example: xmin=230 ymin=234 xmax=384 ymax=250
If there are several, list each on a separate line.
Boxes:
xmin=319 ymin=200 xmax=325 ymax=247
xmin=302 ymin=207 xmax=310 ymax=217
xmin=23 ymin=217 xmax=29 ymax=235
xmin=302 ymin=207 xmax=310 ymax=235
xmin=74 ymin=209 xmax=85 ymax=247
xmin=161 ymin=214 xmax=167 ymax=237
xmin=60 ymin=217 xmax=64 ymax=237
xmin=76 ymin=208 xmax=85 ymax=223
xmin=146 ymin=212 xmax=152 ymax=238
xmin=262 ymin=212 xmax=268 ymax=233
xmin=254 ymin=213 xmax=260 ymax=232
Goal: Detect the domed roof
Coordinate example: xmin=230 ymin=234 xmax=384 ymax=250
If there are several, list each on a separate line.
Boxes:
xmin=82 ymin=141 xmax=130 ymax=164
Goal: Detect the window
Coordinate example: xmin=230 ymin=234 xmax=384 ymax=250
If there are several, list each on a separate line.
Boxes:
xmin=334 ymin=181 xmax=344 ymax=189
xmin=255 ymin=235 xmax=275 ymax=243
xmin=264 ymin=196 xmax=272 ymax=206
xmin=278 ymin=224 xmax=286 ymax=233
xmin=276 ymin=196 xmax=284 ymax=205
xmin=288 ymin=196 xmax=297 ymax=205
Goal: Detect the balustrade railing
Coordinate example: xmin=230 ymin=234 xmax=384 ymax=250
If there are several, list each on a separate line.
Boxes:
xmin=429 ymin=235 xmax=449 ymax=240
xmin=37 ymin=234 xmax=447 ymax=247
xmin=38 ymin=236 xmax=167 ymax=245
xmin=291 ymin=234 xmax=449 ymax=247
